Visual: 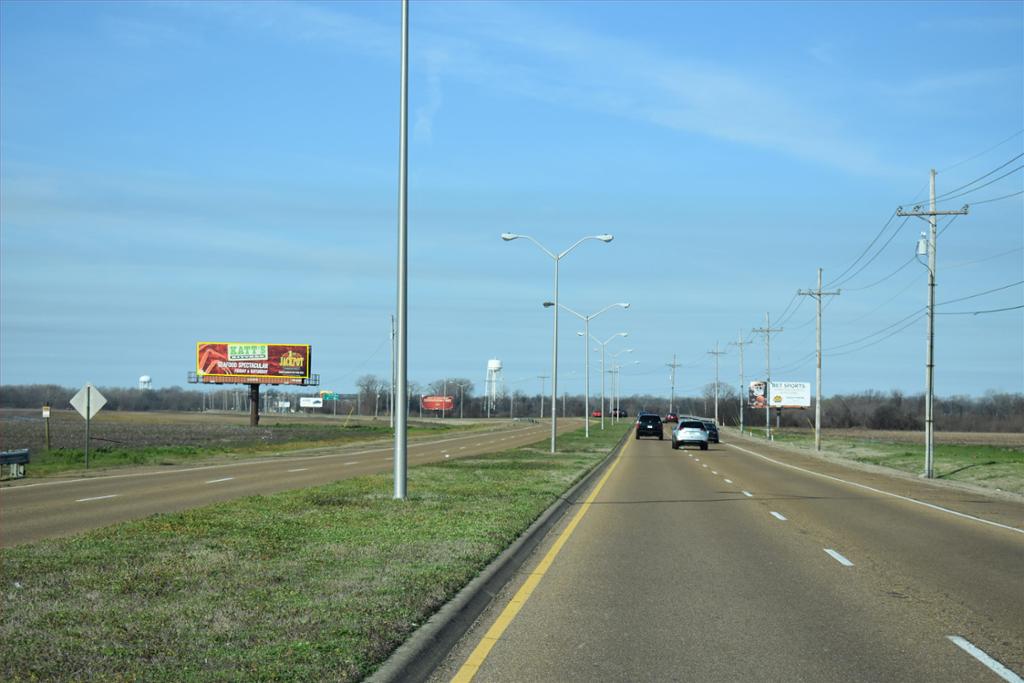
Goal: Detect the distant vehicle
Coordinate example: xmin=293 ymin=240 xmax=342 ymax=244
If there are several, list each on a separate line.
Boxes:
xmin=635 ymin=413 xmax=664 ymax=440
xmin=672 ymin=420 xmax=709 ymax=450
xmin=592 ymin=409 xmax=602 ymax=418
xmin=701 ymin=420 xmax=720 ymax=443
xmin=611 ymin=408 xmax=628 ymax=418
xmin=664 ymin=412 xmax=679 ymax=423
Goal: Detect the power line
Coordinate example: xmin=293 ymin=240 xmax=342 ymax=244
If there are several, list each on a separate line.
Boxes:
xmin=929 ymin=152 xmax=1024 ymax=202
xmin=825 ymin=307 xmax=925 ymax=352
xmin=829 ymin=217 xmax=912 ymax=289
xmin=826 ymin=313 xmax=925 ymax=358
xmin=939 ymin=129 xmax=1024 ymax=173
xmin=824 ymin=210 xmax=898 ymax=288
xmin=936 ymin=280 xmax=1023 ymax=307
xmin=936 ymin=304 xmax=1024 ymax=316
xmin=843 ymin=256 xmax=915 ymax=292
xmin=935 ymin=164 xmax=1023 ymax=204
xmin=968 ymin=190 xmax=1024 ymax=206
xmin=946 ymin=246 xmax=1024 ymax=270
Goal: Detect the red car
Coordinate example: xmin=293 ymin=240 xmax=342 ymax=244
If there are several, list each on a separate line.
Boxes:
xmin=664 ymin=412 xmax=679 ymax=423
xmin=591 ymin=409 xmax=602 ymax=418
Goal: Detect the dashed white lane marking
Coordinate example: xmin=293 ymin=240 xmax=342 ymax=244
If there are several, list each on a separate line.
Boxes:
xmin=712 ymin=471 xmax=718 ymax=475
xmin=287 ymin=468 xmax=309 ymax=472
xmin=687 ymin=454 xmax=693 ymax=458
xmin=343 ymin=461 xmax=358 ymax=466
xmin=475 ymin=442 xmax=484 ymax=446
xmin=702 ymin=464 xmax=708 ymax=469
xmin=725 ymin=479 xmax=733 ymax=484
xmin=75 ymin=494 xmax=118 ymax=503
xmin=742 ymin=491 xmax=753 ymax=497
xmin=824 ymin=549 xmax=854 ymax=567
xmin=459 ymin=446 xmax=467 ymax=450
xmin=205 ymin=477 xmax=234 ymax=484
xmin=695 ymin=458 xmax=700 ymax=462
xmin=770 ymin=511 xmax=788 ymax=521
xmin=727 ymin=442 xmax=1024 ymax=536
xmin=947 ymin=636 xmax=1023 ymax=682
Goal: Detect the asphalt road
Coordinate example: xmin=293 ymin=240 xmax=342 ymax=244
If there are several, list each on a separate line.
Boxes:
xmin=1 ymin=418 xmax=580 ymax=546
xmin=433 ymin=427 xmax=1024 ymax=682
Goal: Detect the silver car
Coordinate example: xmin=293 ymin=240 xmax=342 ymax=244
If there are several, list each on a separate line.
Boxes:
xmin=671 ymin=420 xmax=709 ymax=450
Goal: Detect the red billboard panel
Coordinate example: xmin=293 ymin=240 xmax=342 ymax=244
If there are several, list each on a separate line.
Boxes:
xmin=197 ymin=342 xmax=311 ymax=384
xmin=421 ymin=395 xmax=454 ymax=411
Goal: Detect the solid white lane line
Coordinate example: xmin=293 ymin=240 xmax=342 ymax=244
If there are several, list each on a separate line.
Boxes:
xmin=725 ymin=479 xmax=733 ymax=484
xmin=947 ymin=636 xmax=1023 ymax=682
xmin=205 ymin=477 xmax=234 ymax=484
xmin=770 ymin=511 xmax=788 ymax=521
xmin=287 ymin=468 xmax=309 ymax=472
xmin=824 ymin=549 xmax=854 ymax=566
xmin=727 ymin=442 xmax=1024 ymax=535
xmin=742 ymin=491 xmax=753 ymax=497
xmin=75 ymin=494 xmax=118 ymax=503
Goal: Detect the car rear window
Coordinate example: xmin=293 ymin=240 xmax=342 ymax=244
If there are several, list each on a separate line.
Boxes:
xmin=681 ymin=421 xmax=705 ymax=429
xmin=638 ymin=415 xmax=661 ymax=424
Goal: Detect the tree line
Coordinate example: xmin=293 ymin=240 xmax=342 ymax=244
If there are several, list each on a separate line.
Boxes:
xmin=1 ymin=383 xmax=1020 ymax=432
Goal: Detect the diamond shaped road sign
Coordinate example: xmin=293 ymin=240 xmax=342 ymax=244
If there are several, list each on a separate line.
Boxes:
xmin=70 ymin=383 xmax=107 ymax=420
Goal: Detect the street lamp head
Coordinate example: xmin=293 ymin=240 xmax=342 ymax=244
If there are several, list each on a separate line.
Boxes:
xmin=618 ymin=332 xmax=629 ymax=338
xmin=577 ymin=331 xmax=585 ymax=336
xmin=597 ymin=234 xmax=614 ymax=243
xmin=501 ymin=232 xmax=520 ymax=241
xmin=543 ymin=301 xmax=555 ymax=308
xmin=618 ymin=303 xmax=630 ymax=309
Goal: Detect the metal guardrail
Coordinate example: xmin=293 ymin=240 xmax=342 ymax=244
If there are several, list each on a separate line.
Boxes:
xmin=1 ymin=448 xmax=30 ymax=479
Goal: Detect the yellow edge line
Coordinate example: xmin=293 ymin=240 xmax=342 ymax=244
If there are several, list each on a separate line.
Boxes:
xmin=450 ymin=437 xmax=630 ymax=683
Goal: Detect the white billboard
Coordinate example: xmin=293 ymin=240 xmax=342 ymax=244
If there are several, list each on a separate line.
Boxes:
xmin=299 ymin=397 xmax=323 ymax=408
xmin=769 ymin=382 xmax=811 ymax=408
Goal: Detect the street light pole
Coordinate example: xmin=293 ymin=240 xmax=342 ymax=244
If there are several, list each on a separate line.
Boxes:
xmin=546 ymin=301 xmax=629 ymax=437
xmin=393 ymin=0 xmax=409 ymax=500
xmin=585 ymin=332 xmax=628 ymax=430
xmin=502 ymin=232 xmax=614 ymax=453
xmin=609 ymin=347 xmax=633 ymax=423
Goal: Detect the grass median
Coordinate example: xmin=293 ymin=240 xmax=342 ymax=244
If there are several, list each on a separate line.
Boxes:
xmin=1 ymin=422 xmax=630 ymax=682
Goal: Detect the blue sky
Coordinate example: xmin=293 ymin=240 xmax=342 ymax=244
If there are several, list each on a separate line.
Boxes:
xmin=2 ymin=0 xmax=1022 ymax=400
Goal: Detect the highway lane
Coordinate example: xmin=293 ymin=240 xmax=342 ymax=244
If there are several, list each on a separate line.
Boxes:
xmin=1 ymin=419 xmax=581 ymax=546
xmin=434 ymin=428 xmax=1024 ymax=682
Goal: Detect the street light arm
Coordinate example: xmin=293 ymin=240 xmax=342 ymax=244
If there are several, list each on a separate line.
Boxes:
xmin=557 ymin=234 xmax=614 ymax=259
xmin=591 ymin=302 xmax=630 ymax=320
xmin=546 ymin=301 xmax=586 ymax=320
xmin=503 ymin=232 xmax=557 ymax=259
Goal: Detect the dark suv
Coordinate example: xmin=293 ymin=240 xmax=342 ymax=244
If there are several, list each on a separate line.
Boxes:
xmin=701 ymin=420 xmax=720 ymax=443
xmin=636 ymin=413 xmax=664 ymax=440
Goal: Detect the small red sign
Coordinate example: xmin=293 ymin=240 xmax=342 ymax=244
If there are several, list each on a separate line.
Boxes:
xmin=421 ymin=395 xmax=454 ymax=411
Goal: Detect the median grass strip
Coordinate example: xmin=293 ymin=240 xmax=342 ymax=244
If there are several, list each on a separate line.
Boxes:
xmin=1 ymin=423 xmax=629 ymax=682
xmin=742 ymin=427 xmax=1024 ymax=495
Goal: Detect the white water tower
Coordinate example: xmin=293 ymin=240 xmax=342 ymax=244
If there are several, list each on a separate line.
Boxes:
xmin=485 ymin=359 xmax=503 ymax=414
xmin=139 ymin=375 xmax=152 ymax=390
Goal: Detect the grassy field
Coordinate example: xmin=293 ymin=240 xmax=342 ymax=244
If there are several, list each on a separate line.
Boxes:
xmin=0 ymin=423 xmax=630 ymax=682
xmin=0 ymin=410 xmax=483 ymax=477
xmin=740 ymin=427 xmax=1024 ymax=495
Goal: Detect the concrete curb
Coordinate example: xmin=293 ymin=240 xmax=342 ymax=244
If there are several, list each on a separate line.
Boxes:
xmin=367 ymin=427 xmax=632 ymax=683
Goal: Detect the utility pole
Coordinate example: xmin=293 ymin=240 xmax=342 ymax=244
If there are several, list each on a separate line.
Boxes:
xmin=897 ymin=171 xmax=969 ymax=478
xmin=707 ymin=342 xmax=726 ymax=425
xmin=537 ymin=375 xmax=548 ymax=419
xmin=729 ymin=332 xmax=752 ymax=433
xmin=753 ymin=313 xmax=783 ymax=440
xmin=666 ymin=354 xmax=682 ymax=414
xmin=798 ymin=268 xmax=841 ymax=451
xmin=390 ymin=314 xmax=396 ymax=429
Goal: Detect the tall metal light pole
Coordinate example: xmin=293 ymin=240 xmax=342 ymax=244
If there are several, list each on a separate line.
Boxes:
xmin=609 ymin=348 xmax=633 ymax=423
xmin=897 ymin=173 xmax=969 ymax=478
xmin=502 ymin=232 xmax=614 ymax=453
xmin=393 ymin=0 xmax=409 ymax=500
xmin=584 ymin=332 xmax=628 ymax=430
xmin=545 ymin=301 xmax=629 ymax=437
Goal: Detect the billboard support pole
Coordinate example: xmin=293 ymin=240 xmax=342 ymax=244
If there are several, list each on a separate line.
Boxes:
xmin=249 ymin=384 xmax=260 ymax=427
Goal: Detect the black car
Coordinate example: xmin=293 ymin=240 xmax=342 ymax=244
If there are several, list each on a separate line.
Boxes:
xmin=636 ymin=413 xmax=664 ymax=440
xmin=701 ymin=420 xmax=720 ymax=443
